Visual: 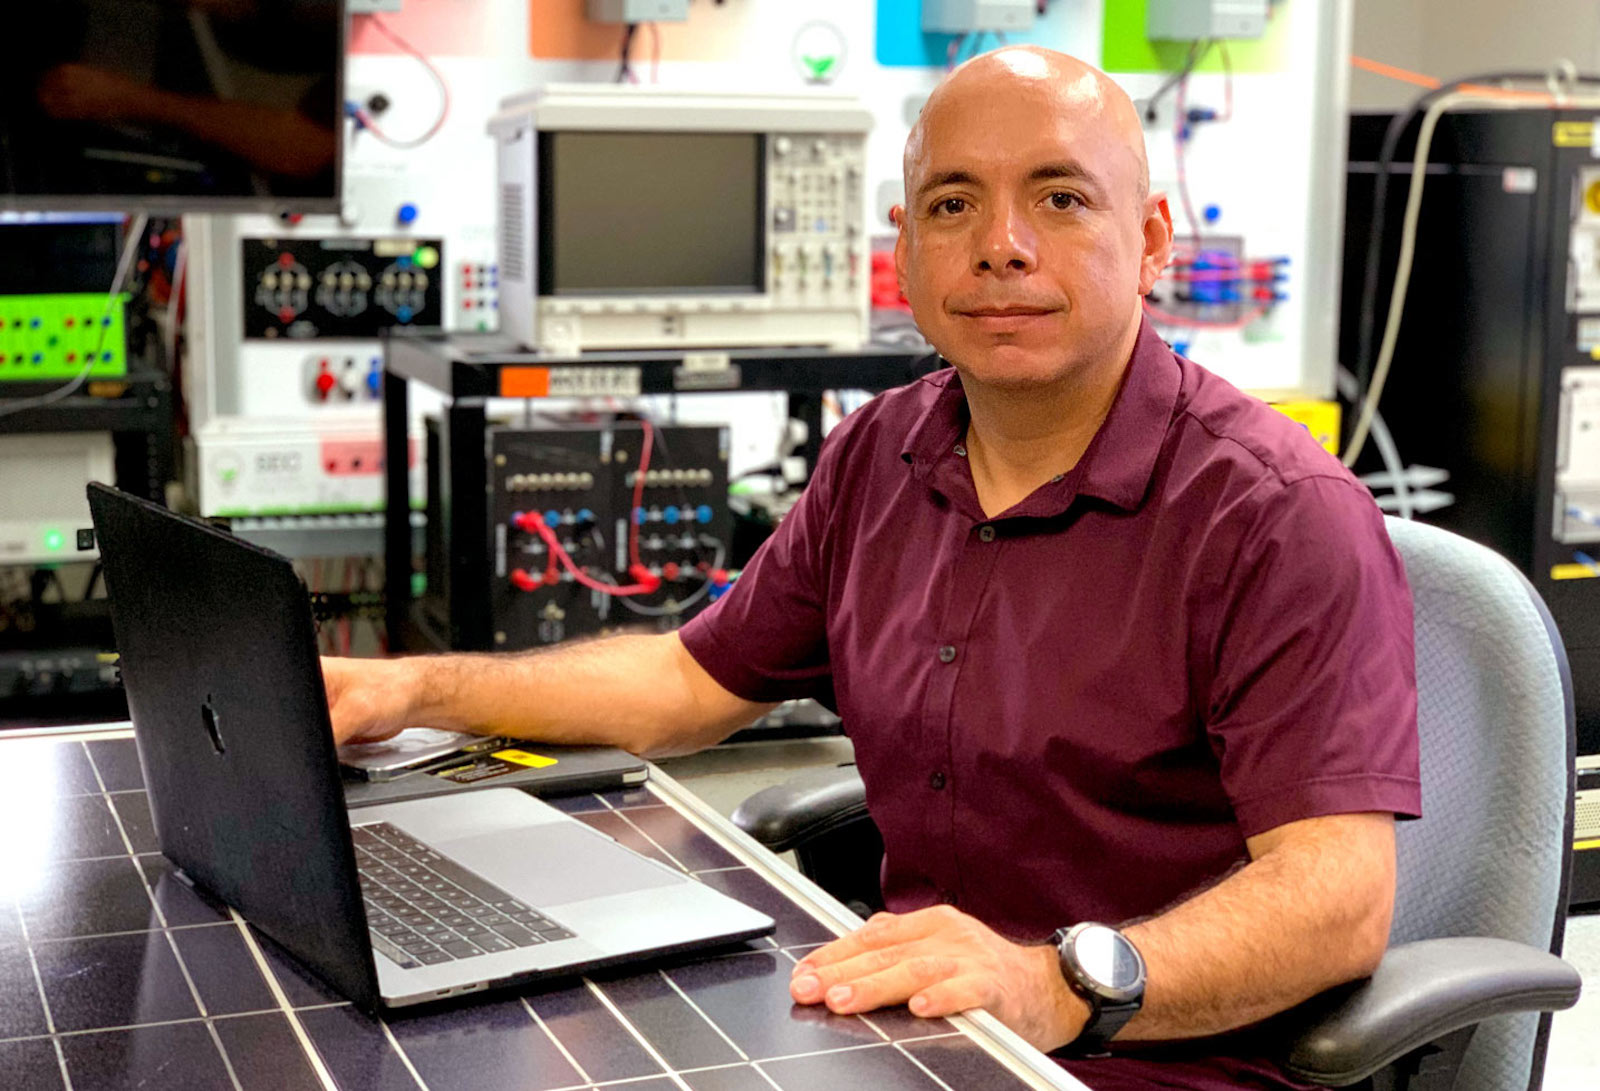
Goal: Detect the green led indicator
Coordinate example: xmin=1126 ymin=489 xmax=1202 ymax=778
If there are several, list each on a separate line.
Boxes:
xmin=43 ymin=529 xmax=64 ymax=552
xmin=801 ymin=55 xmax=836 ymax=80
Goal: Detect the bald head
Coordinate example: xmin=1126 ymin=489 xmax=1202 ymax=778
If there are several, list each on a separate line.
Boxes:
xmin=904 ymin=47 xmax=1149 ymax=212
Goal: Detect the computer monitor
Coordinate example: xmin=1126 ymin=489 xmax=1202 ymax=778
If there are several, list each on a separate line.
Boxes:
xmin=490 ymin=86 xmax=873 ymax=354
xmin=0 ymin=1 xmax=344 ymax=213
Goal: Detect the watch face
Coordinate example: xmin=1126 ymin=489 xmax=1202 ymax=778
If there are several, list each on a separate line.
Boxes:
xmin=1072 ymin=925 xmax=1144 ymax=999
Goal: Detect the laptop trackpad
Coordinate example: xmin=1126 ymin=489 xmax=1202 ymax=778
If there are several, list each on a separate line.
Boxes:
xmin=441 ymin=823 xmax=685 ymax=906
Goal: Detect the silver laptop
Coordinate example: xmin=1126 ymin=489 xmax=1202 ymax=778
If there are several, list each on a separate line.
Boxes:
xmin=87 ymin=483 xmax=774 ymax=1010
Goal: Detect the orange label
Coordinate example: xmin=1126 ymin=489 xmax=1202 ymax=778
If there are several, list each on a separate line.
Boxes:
xmin=500 ymin=367 xmax=551 ymax=398
xmin=530 ymin=0 xmax=755 ymax=61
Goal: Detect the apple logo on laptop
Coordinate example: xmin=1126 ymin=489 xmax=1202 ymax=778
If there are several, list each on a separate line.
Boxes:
xmin=201 ymin=697 xmax=226 ymax=755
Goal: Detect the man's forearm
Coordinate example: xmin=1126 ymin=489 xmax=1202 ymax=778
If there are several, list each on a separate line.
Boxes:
xmin=1115 ymin=813 xmax=1395 ymax=1041
xmin=393 ymin=633 xmax=768 ymax=757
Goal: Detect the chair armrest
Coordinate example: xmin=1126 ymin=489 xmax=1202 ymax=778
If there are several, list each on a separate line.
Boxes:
xmin=732 ymin=765 xmax=868 ymax=853
xmin=1281 ymin=937 xmax=1582 ymax=1085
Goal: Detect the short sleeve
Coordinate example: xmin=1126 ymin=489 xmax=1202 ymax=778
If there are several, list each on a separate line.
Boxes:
xmin=677 ymin=419 xmax=856 ymax=706
xmin=1203 ymin=476 xmax=1421 ymax=839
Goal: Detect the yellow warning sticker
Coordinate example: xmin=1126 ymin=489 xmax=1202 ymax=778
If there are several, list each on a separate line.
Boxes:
xmin=1577 ymin=838 xmax=1600 ymax=851
xmin=491 ymin=748 xmax=559 ymax=769
xmin=1551 ymin=564 xmax=1600 ymax=581
xmin=1269 ymin=400 xmax=1341 ymax=456
xmin=1555 ymin=120 xmax=1595 ymax=147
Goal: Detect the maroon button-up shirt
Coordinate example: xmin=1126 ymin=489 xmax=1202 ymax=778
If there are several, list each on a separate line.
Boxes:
xmin=681 ymin=320 xmax=1420 ymax=1090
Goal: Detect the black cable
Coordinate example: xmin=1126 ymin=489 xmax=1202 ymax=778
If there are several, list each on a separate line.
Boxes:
xmin=1144 ymin=40 xmax=1211 ymax=123
xmin=1349 ymin=71 xmax=1599 ymax=414
xmin=617 ymin=23 xmax=638 ymax=83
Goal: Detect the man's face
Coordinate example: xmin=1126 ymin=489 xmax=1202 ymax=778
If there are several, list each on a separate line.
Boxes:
xmin=895 ymin=64 xmax=1168 ymax=390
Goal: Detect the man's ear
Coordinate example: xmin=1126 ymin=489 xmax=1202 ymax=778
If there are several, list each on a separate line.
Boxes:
xmin=1138 ymin=194 xmax=1174 ymax=296
xmin=891 ymin=204 xmax=910 ymax=297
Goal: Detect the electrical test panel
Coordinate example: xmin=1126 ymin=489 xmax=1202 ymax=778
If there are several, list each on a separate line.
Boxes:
xmin=0 ymin=218 xmax=129 ymax=385
xmin=443 ymin=422 xmax=732 ymax=650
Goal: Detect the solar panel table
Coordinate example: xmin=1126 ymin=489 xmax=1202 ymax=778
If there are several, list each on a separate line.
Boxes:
xmin=0 ymin=723 xmax=1090 ymax=1091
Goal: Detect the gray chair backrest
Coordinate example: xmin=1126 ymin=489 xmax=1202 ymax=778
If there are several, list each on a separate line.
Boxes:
xmin=1383 ymin=517 xmax=1574 ymax=1091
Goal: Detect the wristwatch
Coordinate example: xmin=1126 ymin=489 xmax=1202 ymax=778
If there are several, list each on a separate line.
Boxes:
xmin=1052 ymin=922 xmax=1146 ymax=1056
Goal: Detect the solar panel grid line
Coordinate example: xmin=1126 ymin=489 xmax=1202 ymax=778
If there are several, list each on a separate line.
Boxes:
xmin=229 ymin=906 xmax=343 ymax=1091
xmin=751 ymin=1061 xmax=789 ymax=1091
xmin=54 ymin=731 xmax=330 ymax=1091
xmin=204 ymin=1018 xmax=249 ymax=1091
xmin=0 ymin=1006 xmax=328 ymax=1045
xmin=893 ymin=1039 xmax=961 ymax=1091
xmin=656 ymin=967 xmax=754 ymax=1061
xmin=13 ymin=904 xmax=58 ymax=1036
xmin=582 ymin=978 xmax=697 ymax=1091
xmin=48 ymin=1038 xmax=73 ymax=1091
xmin=5 ymin=731 xmax=1066 ymax=1091
xmin=763 ymin=943 xmax=902 ymax=1050
xmin=378 ymin=1016 xmax=436 ymax=1091
xmin=85 ymin=738 xmax=253 ymax=1091
xmin=14 ymin=745 xmax=73 ymax=1091
xmin=751 ymin=1040 xmax=921 ymax=1086
xmin=639 ymin=776 xmax=856 ymax=941
xmin=521 ymin=996 xmax=597 ymax=1087
xmin=586 ymin=951 xmax=978 ymax=1089
xmin=607 ymin=809 xmax=695 ymax=875
xmin=533 ymin=1070 xmax=686 ymax=1091
xmin=943 ymin=1008 xmax=1078 ymax=1090
xmin=12 ymin=901 xmax=75 ymax=1091
xmin=551 ymin=1039 xmax=947 ymax=1091
xmin=25 ymin=918 xmax=237 ymax=945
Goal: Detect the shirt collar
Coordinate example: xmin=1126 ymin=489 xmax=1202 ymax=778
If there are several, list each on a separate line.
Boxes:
xmin=899 ymin=318 xmax=1182 ymax=518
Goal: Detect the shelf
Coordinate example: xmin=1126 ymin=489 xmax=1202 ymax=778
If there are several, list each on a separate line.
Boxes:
xmin=230 ymin=511 xmax=425 ymax=559
xmin=383 ymin=330 xmax=940 ymax=400
xmin=0 ymin=370 xmax=172 ymax=434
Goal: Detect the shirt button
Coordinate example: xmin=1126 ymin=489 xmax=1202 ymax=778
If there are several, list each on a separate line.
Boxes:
xmin=953 ymin=442 xmax=967 ymax=458
xmin=929 ymin=771 xmax=947 ymax=790
xmin=937 ymin=645 xmax=957 ymax=663
xmin=978 ymin=525 xmax=995 ymax=543
xmin=1050 ymin=474 xmax=1064 ymax=483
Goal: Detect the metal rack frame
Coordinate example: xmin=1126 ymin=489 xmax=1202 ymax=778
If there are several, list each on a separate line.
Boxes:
xmin=0 ymin=369 xmax=175 ymax=502
xmin=381 ymin=331 xmax=936 ymax=651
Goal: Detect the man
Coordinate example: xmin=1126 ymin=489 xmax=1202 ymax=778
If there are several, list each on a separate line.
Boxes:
xmin=324 ymin=48 xmax=1419 ymax=1090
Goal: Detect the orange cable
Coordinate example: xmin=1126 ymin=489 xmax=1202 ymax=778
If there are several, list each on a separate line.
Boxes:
xmin=1350 ymin=55 xmax=1439 ymax=89
xmin=1349 ymin=54 xmax=1560 ymax=104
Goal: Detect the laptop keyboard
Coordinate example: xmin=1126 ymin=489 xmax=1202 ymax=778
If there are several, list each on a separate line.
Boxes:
xmin=353 ymin=822 xmax=575 ymax=970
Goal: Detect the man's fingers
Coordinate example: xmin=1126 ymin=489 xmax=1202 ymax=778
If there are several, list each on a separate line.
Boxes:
xmin=908 ymin=973 xmax=994 ymax=1018
xmin=789 ymin=942 xmax=915 ymax=1003
xmin=790 ymin=914 xmax=903 ymax=975
xmin=796 ymin=953 xmax=961 ymax=1015
xmin=343 ymin=721 xmax=405 ymax=745
xmin=792 ymin=907 xmax=961 ymax=975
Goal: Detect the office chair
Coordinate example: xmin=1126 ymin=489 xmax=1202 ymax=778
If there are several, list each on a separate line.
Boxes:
xmin=733 ymin=517 xmax=1582 ymax=1090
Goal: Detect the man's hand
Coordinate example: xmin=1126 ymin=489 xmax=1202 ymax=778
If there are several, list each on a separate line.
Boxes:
xmin=788 ymin=906 xmax=1089 ymax=1052
xmin=321 ymin=657 xmax=416 ymax=744
xmin=36 ymin=64 xmax=149 ymax=122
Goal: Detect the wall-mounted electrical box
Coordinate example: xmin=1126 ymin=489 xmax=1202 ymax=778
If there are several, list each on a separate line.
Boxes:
xmin=922 ymin=0 xmax=1036 ymax=34
xmin=587 ymin=0 xmax=690 ymax=23
xmin=1147 ymin=0 xmax=1269 ymax=41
